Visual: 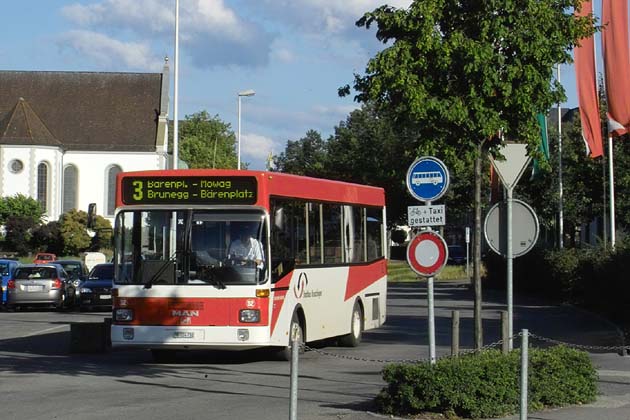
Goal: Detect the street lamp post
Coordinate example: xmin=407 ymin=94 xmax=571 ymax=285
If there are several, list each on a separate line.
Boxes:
xmin=237 ymin=89 xmax=255 ymax=170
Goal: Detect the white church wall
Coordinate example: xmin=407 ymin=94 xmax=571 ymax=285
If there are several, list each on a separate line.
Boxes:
xmin=65 ymin=151 xmax=162 ymax=224
xmin=1 ymin=145 xmax=63 ymax=221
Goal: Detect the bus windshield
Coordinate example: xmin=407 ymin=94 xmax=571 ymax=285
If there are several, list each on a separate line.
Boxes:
xmin=114 ymin=209 xmax=267 ymax=286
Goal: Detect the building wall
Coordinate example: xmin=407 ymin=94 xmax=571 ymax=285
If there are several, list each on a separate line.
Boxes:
xmin=64 ymin=150 xmax=163 ymax=224
xmin=0 ymin=147 xmax=163 ymax=225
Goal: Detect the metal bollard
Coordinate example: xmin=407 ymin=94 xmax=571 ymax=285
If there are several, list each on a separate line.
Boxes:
xmin=289 ymin=336 xmax=299 ymax=420
xmin=520 ymin=329 xmax=529 ymax=420
xmin=501 ymin=311 xmax=509 ymax=355
xmin=451 ymin=310 xmax=460 ymax=357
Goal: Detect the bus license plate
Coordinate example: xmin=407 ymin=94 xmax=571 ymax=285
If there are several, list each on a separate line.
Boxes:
xmin=173 ymin=331 xmax=194 ymax=339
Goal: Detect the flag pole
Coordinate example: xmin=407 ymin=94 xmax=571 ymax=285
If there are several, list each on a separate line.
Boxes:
xmin=173 ymin=0 xmax=180 ymax=169
xmin=557 ymin=65 xmax=564 ymax=249
xmin=609 ymin=134 xmax=616 ymax=248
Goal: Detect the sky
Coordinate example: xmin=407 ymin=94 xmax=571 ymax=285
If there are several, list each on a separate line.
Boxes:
xmin=1 ymin=0 xmax=585 ymax=170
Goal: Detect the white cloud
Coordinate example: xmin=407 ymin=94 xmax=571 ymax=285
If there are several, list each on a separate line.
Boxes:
xmin=254 ymin=0 xmax=413 ymax=34
xmin=58 ymin=30 xmax=158 ymax=70
xmin=60 ymin=0 xmax=274 ymax=68
xmin=242 ymin=133 xmax=277 ymax=162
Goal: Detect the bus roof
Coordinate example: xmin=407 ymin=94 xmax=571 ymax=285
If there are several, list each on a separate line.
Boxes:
xmin=116 ymin=169 xmax=385 ymax=208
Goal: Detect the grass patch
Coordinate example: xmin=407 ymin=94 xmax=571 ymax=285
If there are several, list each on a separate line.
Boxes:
xmin=388 ymin=260 xmax=471 ymax=282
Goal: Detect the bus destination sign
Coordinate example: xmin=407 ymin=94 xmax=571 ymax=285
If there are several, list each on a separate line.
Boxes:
xmin=121 ymin=176 xmax=258 ymax=205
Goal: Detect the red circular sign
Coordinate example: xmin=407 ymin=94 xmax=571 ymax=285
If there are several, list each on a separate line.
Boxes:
xmin=406 ymin=231 xmax=448 ymax=277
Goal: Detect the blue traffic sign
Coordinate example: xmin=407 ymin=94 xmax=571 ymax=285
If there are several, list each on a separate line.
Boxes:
xmin=406 ymin=157 xmax=450 ymax=202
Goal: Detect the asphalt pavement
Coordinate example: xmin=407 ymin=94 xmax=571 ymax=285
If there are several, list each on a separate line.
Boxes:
xmin=0 ymin=280 xmax=629 ymax=420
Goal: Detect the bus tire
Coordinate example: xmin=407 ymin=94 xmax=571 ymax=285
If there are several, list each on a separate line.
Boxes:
xmin=339 ymin=301 xmax=363 ymax=347
xmin=278 ymin=313 xmax=304 ymax=361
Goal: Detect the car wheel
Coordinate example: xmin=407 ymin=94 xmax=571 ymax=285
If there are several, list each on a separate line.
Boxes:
xmin=338 ymin=301 xmax=363 ymax=347
xmin=278 ymin=313 xmax=304 ymax=361
xmin=56 ymin=292 xmax=67 ymax=312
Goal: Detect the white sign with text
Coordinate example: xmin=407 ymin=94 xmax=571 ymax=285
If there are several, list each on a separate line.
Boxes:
xmin=407 ymin=205 xmax=445 ymax=227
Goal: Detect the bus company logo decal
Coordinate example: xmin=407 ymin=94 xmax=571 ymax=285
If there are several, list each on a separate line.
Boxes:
xmin=246 ymin=299 xmax=255 ymax=308
xmin=171 ymin=310 xmax=200 ymax=317
xmin=293 ymin=273 xmax=308 ymax=299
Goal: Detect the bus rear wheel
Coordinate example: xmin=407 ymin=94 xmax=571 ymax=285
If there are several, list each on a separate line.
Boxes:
xmin=339 ymin=302 xmax=363 ymax=347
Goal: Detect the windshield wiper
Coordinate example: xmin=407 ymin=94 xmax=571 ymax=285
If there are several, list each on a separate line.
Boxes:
xmin=144 ymin=251 xmax=181 ymax=289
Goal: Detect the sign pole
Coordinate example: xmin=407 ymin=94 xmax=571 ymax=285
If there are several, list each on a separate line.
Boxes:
xmin=427 ymin=221 xmax=436 ymax=365
xmin=428 ymin=274 xmax=436 ymax=364
xmin=507 ymin=188 xmax=514 ymax=350
xmin=405 ymin=157 xmax=450 ymax=366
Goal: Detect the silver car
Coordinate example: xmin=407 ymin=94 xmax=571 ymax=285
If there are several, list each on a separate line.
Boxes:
xmin=6 ymin=264 xmax=74 ymax=311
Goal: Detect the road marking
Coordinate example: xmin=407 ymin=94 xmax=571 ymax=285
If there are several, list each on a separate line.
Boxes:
xmin=16 ymin=325 xmax=68 ymax=339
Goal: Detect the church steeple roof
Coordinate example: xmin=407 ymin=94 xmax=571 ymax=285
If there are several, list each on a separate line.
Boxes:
xmin=0 ymin=97 xmax=62 ymax=147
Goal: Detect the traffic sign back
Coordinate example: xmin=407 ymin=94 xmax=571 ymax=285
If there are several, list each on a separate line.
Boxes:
xmin=406 ymin=157 xmax=450 ymax=202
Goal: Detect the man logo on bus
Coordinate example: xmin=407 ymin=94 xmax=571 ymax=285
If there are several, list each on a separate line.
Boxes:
xmin=412 ymin=171 xmax=443 ymax=186
xmin=294 ymin=273 xmax=308 ymax=299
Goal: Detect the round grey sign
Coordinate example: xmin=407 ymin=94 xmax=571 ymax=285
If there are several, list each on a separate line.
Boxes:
xmin=484 ymin=199 xmax=539 ymax=258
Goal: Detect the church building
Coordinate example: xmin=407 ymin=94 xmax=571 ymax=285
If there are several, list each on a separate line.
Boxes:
xmin=0 ymin=63 xmax=170 ymax=224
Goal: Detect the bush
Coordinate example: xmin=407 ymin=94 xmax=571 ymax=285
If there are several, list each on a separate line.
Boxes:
xmin=375 ymin=346 xmax=597 ymax=419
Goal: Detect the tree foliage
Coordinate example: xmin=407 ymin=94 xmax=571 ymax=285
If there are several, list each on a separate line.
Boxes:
xmin=0 ymin=194 xmax=44 ymax=225
xmin=5 ymin=216 xmax=37 ymax=255
xmin=343 ymin=0 xmax=595 ymax=155
xmin=58 ymin=210 xmax=92 ymax=255
xmin=273 ymin=130 xmax=328 ymax=177
xmin=175 ymin=111 xmax=238 ymax=169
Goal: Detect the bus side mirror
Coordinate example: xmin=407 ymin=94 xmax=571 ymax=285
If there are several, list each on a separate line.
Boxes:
xmin=87 ymin=203 xmax=97 ymax=229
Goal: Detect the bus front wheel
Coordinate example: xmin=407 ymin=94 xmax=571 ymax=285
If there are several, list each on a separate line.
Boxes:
xmin=278 ymin=314 xmax=304 ymax=361
xmin=339 ymin=301 xmax=363 ymax=347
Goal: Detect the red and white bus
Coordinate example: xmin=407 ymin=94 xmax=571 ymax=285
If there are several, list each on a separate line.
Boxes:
xmin=110 ymin=169 xmax=387 ymax=360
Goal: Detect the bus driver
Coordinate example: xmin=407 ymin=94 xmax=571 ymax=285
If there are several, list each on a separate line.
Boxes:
xmin=227 ymin=225 xmax=264 ymax=270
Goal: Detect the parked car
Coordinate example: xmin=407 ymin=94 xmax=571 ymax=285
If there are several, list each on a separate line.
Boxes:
xmin=6 ymin=264 xmax=75 ymax=311
xmin=447 ymin=245 xmax=467 ymax=265
xmin=0 ymin=259 xmax=20 ymax=304
xmin=53 ymin=260 xmax=88 ymax=287
xmin=33 ymin=253 xmax=57 ymax=264
xmin=77 ymin=263 xmax=114 ymax=311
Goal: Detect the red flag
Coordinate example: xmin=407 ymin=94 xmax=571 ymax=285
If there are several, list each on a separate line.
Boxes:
xmin=602 ymin=0 xmax=630 ymax=137
xmin=574 ymin=0 xmax=603 ymax=158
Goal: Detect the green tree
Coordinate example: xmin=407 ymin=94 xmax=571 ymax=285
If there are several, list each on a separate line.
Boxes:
xmin=91 ymin=214 xmax=113 ymax=251
xmin=31 ymin=221 xmax=64 ymax=255
xmin=342 ymin=0 xmax=595 ymax=348
xmin=0 ymin=194 xmax=44 ymax=225
xmin=59 ymin=210 xmax=92 ymax=255
xmin=5 ymin=216 xmax=37 ymax=255
xmin=176 ymin=111 xmax=238 ymax=169
xmin=273 ymin=130 xmax=329 ymax=177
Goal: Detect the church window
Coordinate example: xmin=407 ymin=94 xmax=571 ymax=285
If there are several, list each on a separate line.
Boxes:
xmin=37 ymin=162 xmax=49 ymax=213
xmin=63 ymin=165 xmax=78 ymax=213
xmin=9 ymin=159 xmax=23 ymax=174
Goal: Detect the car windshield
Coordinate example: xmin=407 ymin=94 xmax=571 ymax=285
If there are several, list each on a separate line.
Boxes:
xmin=15 ymin=267 xmax=57 ymax=280
xmin=90 ymin=265 xmax=114 ymax=280
xmin=58 ymin=263 xmax=82 ymax=278
xmin=114 ymin=209 xmax=267 ymax=286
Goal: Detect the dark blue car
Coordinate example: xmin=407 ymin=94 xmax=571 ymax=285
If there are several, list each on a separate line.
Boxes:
xmin=0 ymin=259 xmax=20 ymax=304
xmin=77 ymin=263 xmax=114 ymax=311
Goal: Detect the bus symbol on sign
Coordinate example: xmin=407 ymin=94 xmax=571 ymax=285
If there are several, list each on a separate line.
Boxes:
xmin=412 ymin=171 xmax=443 ymax=186
xmin=406 ymin=157 xmax=450 ymax=202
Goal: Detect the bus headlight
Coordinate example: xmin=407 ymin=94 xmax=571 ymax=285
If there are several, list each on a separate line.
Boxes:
xmin=115 ymin=308 xmax=134 ymax=322
xmin=239 ymin=309 xmax=260 ymax=323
